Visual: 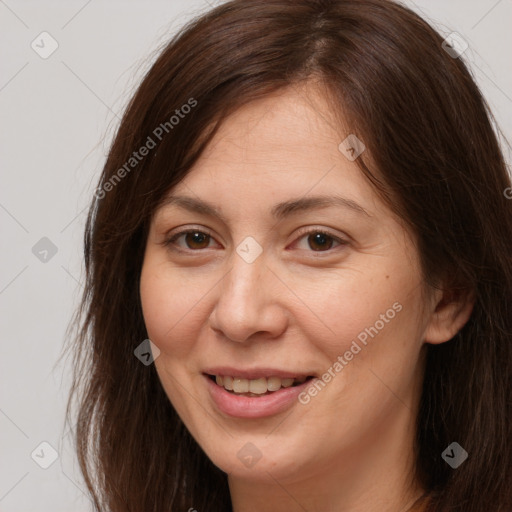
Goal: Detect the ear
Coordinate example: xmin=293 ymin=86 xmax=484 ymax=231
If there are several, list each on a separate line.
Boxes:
xmin=423 ymin=286 xmax=475 ymax=345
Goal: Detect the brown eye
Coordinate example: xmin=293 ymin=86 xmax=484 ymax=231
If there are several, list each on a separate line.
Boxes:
xmin=164 ymin=229 xmax=217 ymax=251
xmin=184 ymin=231 xmax=210 ymax=249
xmin=293 ymin=229 xmax=347 ymax=254
xmin=307 ymin=232 xmax=335 ymax=251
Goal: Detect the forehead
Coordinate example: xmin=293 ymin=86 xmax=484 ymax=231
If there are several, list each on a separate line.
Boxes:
xmin=166 ymin=85 xmax=383 ymax=219
xmin=197 ymin=85 xmax=341 ymax=167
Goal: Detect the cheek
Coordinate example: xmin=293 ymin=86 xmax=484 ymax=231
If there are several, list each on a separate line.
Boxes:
xmin=294 ymin=269 xmax=407 ymax=355
xmin=295 ymin=261 xmax=426 ymax=397
xmin=290 ymin=274 xmax=425 ymax=443
xmin=139 ymin=258 xmax=206 ymax=417
xmin=139 ymin=258 xmax=207 ymax=359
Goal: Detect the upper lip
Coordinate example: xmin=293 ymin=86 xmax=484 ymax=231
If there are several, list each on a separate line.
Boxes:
xmin=203 ymin=367 xmax=314 ymax=380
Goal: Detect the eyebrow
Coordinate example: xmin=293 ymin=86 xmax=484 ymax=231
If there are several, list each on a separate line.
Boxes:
xmin=159 ymin=194 xmax=370 ymax=223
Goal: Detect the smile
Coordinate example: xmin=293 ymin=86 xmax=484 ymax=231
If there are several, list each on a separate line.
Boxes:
xmin=209 ymin=374 xmax=311 ymax=396
xmin=203 ymin=370 xmax=316 ymax=418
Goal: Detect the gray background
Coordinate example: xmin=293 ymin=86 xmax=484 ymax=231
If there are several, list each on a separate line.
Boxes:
xmin=1 ymin=1 xmax=510 ymax=510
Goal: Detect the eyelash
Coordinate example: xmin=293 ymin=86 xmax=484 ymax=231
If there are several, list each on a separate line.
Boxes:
xmin=162 ymin=226 xmax=348 ymax=254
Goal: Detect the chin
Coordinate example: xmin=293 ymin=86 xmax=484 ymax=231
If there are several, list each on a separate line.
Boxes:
xmin=200 ymin=435 xmax=309 ymax=483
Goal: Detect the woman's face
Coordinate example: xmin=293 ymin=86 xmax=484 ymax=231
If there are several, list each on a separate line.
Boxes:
xmin=140 ymin=85 xmax=436 ymax=487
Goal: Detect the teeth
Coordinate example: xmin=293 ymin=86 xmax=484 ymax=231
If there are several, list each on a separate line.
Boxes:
xmin=233 ymin=378 xmax=249 ymax=393
xmin=249 ymin=378 xmax=268 ymax=394
xmin=223 ymin=375 xmax=233 ymax=391
xmin=213 ymin=375 xmax=308 ymax=395
xmin=267 ymin=376 xmax=281 ymax=392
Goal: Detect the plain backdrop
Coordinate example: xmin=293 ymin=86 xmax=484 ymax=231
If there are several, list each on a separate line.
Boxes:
xmin=1 ymin=1 xmax=511 ymax=510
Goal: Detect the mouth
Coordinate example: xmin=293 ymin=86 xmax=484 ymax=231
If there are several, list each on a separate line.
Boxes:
xmin=205 ymin=373 xmax=315 ymax=397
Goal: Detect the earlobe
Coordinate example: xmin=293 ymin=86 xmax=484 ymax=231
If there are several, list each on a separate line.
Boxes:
xmin=423 ymin=287 xmax=475 ymax=345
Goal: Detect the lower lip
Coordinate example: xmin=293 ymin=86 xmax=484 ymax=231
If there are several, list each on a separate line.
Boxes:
xmin=204 ymin=375 xmax=312 ymax=419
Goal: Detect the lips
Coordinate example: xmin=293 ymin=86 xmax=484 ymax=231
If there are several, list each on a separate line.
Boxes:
xmin=202 ymin=367 xmax=316 ymax=417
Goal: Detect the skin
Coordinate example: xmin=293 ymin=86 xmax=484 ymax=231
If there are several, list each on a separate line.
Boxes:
xmin=139 ymin=83 xmax=473 ymax=512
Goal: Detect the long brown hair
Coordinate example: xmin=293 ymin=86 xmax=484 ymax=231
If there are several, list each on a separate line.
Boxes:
xmin=66 ymin=1 xmax=512 ymax=510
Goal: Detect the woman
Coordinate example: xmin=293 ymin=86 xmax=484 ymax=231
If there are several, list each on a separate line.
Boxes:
xmin=67 ymin=1 xmax=512 ymax=510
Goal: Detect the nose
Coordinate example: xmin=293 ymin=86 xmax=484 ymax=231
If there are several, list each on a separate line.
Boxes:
xmin=208 ymin=252 xmax=289 ymax=343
